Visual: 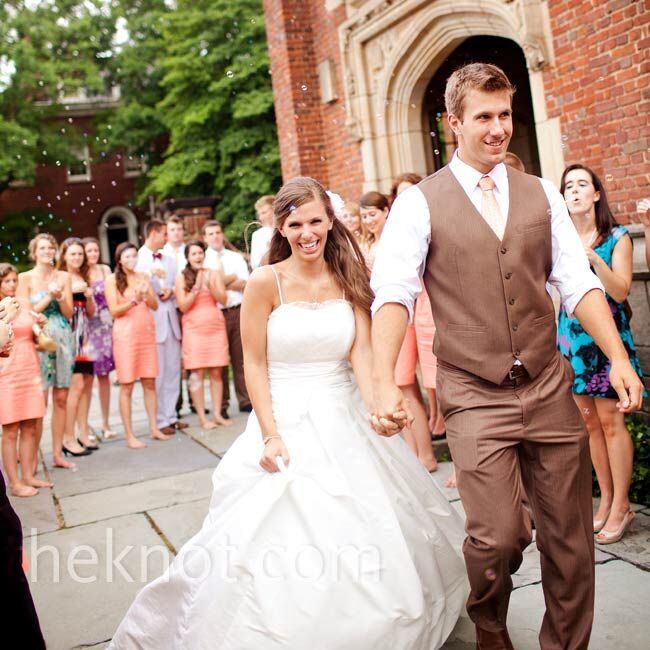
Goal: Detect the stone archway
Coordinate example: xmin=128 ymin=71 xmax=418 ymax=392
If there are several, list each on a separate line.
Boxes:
xmin=340 ymin=0 xmax=563 ymax=191
xmin=98 ymin=206 xmax=139 ymax=265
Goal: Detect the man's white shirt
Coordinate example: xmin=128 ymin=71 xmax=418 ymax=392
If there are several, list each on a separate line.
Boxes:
xmin=204 ymin=246 xmax=249 ymax=308
xmin=162 ymin=242 xmax=186 ymax=272
xmin=250 ymin=226 xmax=273 ymax=270
xmin=370 ymin=152 xmax=604 ymax=321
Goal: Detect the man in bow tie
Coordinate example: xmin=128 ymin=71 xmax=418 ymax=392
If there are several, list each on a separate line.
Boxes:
xmin=137 ymin=220 xmax=187 ymax=434
xmin=370 ymin=63 xmax=643 ymax=650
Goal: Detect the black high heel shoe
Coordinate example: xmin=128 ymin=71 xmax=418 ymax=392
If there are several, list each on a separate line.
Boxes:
xmin=78 ymin=438 xmax=99 ymax=451
xmin=62 ymin=443 xmax=92 ymax=457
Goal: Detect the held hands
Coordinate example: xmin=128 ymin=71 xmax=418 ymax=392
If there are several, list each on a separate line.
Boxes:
xmin=259 ymin=437 xmax=290 ymax=473
xmin=609 ymin=358 xmax=644 ymax=412
xmin=0 ymin=296 xmax=20 ymax=323
xmin=369 ymin=381 xmax=414 ymax=436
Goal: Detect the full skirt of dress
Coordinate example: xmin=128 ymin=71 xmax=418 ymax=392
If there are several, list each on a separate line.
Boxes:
xmin=108 ymin=368 xmax=467 ymax=650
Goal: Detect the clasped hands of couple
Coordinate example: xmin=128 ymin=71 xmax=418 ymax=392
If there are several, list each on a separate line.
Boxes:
xmin=258 ymin=381 xmax=414 ymax=475
xmin=258 ymin=360 xmax=642 ymax=474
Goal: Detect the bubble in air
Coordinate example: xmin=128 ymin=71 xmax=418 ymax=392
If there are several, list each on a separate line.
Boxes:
xmin=226 ymin=70 xmax=234 ymax=78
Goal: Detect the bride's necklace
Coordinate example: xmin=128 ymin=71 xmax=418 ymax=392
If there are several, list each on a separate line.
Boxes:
xmin=284 ymin=261 xmax=328 ymax=306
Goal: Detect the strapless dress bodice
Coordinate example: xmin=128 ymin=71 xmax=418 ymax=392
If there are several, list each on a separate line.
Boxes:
xmin=266 ymin=299 xmax=355 ymax=390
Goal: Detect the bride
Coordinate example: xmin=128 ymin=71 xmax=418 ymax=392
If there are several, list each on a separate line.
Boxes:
xmin=108 ymin=177 xmax=467 ymax=650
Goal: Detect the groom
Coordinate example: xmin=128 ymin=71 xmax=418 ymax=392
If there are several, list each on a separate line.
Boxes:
xmin=370 ymin=63 xmax=643 ymax=649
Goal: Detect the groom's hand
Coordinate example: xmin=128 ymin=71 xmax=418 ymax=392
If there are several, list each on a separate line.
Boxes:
xmin=609 ymin=358 xmax=644 ymax=412
xmin=370 ymin=381 xmax=413 ymax=436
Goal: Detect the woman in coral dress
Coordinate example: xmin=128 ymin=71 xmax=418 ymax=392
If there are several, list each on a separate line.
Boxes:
xmin=0 ymin=264 xmax=49 ymax=496
xmin=175 ymin=240 xmax=231 ymax=429
xmin=105 ymin=242 xmax=170 ymax=449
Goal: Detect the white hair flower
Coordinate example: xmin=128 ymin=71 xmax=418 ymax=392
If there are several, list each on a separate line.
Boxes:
xmin=326 ymin=190 xmax=346 ymax=220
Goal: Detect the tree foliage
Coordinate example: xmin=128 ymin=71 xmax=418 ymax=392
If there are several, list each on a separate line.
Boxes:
xmin=0 ymin=0 xmax=118 ymax=193
xmin=1 ymin=0 xmax=281 ymax=245
xmin=104 ymin=0 xmax=281 ymax=243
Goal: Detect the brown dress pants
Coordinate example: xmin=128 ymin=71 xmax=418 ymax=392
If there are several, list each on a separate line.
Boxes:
xmin=437 ymin=353 xmax=594 ymax=650
xmin=220 ymin=305 xmax=251 ymax=410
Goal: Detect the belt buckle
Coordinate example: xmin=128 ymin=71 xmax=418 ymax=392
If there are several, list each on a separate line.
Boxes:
xmin=508 ymin=365 xmax=525 ymax=383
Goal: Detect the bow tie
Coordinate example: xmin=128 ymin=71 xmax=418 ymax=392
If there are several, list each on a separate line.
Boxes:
xmin=152 ymin=252 xmax=162 ymax=260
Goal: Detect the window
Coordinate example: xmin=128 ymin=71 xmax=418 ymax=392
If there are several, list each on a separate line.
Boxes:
xmin=124 ymin=151 xmax=147 ymax=178
xmin=67 ymin=145 xmax=91 ymax=183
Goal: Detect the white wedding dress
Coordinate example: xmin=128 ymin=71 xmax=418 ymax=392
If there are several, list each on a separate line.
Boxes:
xmin=108 ymin=285 xmax=468 ymax=650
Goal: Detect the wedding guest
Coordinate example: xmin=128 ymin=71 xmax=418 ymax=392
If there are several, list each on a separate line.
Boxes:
xmin=0 ymin=264 xmax=49 ymax=496
xmin=558 ymin=163 xmax=646 ymax=544
xmin=340 ymin=201 xmax=370 ymax=255
xmin=389 ymin=172 xmax=423 ymax=206
xmin=0 ymin=470 xmax=46 ymax=649
xmin=18 ymin=234 xmax=76 ymax=470
xmin=82 ymin=237 xmax=116 ymax=439
xmin=504 ymin=151 xmax=525 ymax=172
xmin=359 ymin=191 xmax=389 ymax=267
xmin=162 ymin=215 xmax=187 ymax=272
xmin=106 ymin=242 xmax=170 ymax=448
xmin=175 ymin=241 xmax=231 ymax=428
xmin=137 ymin=220 xmax=186 ymax=434
xmin=204 ymin=220 xmax=252 ymax=415
xmin=630 ymin=197 xmax=650 ymax=269
xmin=57 ymin=238 xmax=97 ymax=454
xmin=250 ymin=195 xmax=275 ymax=269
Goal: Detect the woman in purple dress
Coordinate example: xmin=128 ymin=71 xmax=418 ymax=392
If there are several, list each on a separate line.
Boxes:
xmin=80 ymin=238 xmax=116 ymax=439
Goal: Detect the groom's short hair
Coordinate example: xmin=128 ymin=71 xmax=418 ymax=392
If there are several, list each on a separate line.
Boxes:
xmin=445 ymin=63 xmax=515 ymax=120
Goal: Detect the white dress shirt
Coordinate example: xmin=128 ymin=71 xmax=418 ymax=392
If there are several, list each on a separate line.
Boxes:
xmin=162 ymin=242 xmax=186 ymax=272
xmin=250 ymin=226 xmax=273 ymax=270
xmin=370 ymin=152 xmax=604 ymax=320
xmin=204 ymin=246 xmax=249 ymax=308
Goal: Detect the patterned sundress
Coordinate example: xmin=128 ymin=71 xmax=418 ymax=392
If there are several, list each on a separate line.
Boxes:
xmin=31 ymin=290 xmax=75 ymax=389
xmin=557 ymin=225 xmax=646 ymax=398
xmin=88 ymin=279 xmax=115 ymax=376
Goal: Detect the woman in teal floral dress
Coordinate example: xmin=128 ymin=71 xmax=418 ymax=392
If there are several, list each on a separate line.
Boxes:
xmin=557 ymin=164 xmax=645 ymax=545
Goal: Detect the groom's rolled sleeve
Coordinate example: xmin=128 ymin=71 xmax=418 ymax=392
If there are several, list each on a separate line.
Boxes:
xmin=542 ymin=178 xmax=604 ymax=316
xmin=370 ymin=186 xmax=431 ymax=321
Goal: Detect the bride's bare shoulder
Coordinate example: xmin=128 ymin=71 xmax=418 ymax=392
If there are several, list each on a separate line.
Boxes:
xmin=244 ymin=265 xmax=282 ymax=309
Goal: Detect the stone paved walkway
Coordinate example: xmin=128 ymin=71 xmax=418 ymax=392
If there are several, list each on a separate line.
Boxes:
xmin=5 ymin=380 xmax=650 ymax=649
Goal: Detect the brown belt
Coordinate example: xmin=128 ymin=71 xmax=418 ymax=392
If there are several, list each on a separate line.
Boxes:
xmin=437 ymin=359 xmax=529 ymax=386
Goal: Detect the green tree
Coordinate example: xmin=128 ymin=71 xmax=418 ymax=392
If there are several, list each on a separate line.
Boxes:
xmin=127 ymin=0 xmax=281 ymax=243
xmin=0 ymin=0 xmax=118 ymax=194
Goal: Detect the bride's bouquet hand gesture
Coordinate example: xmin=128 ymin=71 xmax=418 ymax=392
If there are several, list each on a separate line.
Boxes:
xmin=260 ymin=436 xmax=290 ymax=473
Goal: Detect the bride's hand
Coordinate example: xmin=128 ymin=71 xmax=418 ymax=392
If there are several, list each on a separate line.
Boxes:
xmin=371 ymin=381 xmax=413 ymax=436
xmin=260 ymin=438 xmax=290 ymax=473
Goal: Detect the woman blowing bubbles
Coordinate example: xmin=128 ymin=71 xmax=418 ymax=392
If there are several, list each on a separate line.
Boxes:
xmin=558 ymin=164 xmax=645 ymax=544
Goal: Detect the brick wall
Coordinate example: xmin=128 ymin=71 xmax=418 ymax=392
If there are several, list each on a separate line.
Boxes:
xmin=543 ymin=0 xmax=649 ymax=222
xmin=263 ymin=0 xmax=364 ymax=203
xmin=0 ymin=116 xmax=146 ymax=242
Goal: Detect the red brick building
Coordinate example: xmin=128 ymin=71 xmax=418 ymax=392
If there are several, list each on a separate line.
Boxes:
xmin=263 ymin=0 xmax=650 ymax=375
xmin=0 ymin=90 xmax=149 ymax=264
xmin=263 ymin=0 xmax=648 ymax=221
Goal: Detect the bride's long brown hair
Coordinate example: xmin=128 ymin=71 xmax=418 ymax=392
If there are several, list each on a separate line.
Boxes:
xmin=268 ymin=177 xmax=374 ymax=314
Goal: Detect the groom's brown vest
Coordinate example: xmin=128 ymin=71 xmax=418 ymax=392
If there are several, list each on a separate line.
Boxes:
xmin=419 ymin=165 xmax=557 ymax=385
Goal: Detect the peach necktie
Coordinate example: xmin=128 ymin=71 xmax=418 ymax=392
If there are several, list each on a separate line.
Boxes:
xmin=478 ymin=175 xmax=506 ymax=240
